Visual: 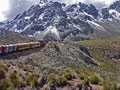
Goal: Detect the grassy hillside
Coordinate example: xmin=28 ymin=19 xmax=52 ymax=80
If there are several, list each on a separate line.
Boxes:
xmin=65 ymin=38 xmax=120 ymax=82
xmin=0 ymin=37 xmax=120 ymax=89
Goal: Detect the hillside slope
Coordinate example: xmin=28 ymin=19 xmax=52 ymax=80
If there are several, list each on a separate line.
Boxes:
xmin=1 ymin=38 xmax=120 ymax=83
xmin=0 ymin=28 xmax=36 ymax=45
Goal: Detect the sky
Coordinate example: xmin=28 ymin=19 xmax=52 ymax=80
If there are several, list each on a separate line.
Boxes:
xmin=0 ymin=0 xmax=118 ymax=22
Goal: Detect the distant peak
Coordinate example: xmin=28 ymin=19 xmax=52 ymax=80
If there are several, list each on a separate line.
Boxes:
xmin=39 ymin=0 xmax=48 ymax=4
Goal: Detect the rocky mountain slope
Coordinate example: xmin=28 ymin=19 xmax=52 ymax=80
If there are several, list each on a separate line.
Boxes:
xmin=1 ymin=37 xmax=120 ymax=83
xmin=0 ymin=28 xmax=36 ymax=45
xmin=1 ymin=0 xmax=120 ymax=41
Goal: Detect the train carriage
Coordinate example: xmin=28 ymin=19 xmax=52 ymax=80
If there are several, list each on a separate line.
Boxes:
xmin=7 ymin=44 xmax=16 ymax=53
xmin=30 ymin=42 xmax=40 ymax=48
xmin=0 ymin=40 xmax=48 ymax=55
xmin=16 ymin=43 xmax=31 ymax=51
xmin=1 ymin=45 xmax=7 ymax=54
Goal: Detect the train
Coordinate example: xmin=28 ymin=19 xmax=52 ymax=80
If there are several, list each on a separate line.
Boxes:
xmin=0 ymin=40 xmax=48 ymax=55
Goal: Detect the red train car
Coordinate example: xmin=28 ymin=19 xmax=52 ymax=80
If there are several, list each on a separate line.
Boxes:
xmin=0 ymin=46 xmax=2 ymax=54
xmin=2 ymin=45 xmax=7 ymax=54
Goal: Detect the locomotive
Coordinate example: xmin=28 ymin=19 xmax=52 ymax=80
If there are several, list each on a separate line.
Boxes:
xmin=0 ymin=40 xmax=48 ymax=55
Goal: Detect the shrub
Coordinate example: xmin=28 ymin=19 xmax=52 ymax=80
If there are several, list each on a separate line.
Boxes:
xmin=90 ymin=73 xmax=102 ymax=85
xmin=38 ymin=75 xmax=48 ymax=88
xmin=58 ymin=75 xmax=67 ymax=86
xmin=112 ymin=82 xmax=117 ymax=90
xmin=0 ymin=62 xmax=8 ymax=72
xmin=26 ymin=73 xmax=40 ymax=88
xmin=0 ymin=68 xmax=6 ymax=79
xmin=80 ymin=70 xmax=91 ymax=80
xmin=103 ymin=80 xmax=118 ymax=90
xmin=48 ymin=73 xmax=58 ymax=87
xmin=63 ymin=67 xmax=76 ymax=80
xmin=0 ymin=62 xmax=8 ymax=80
xmin=9 ymin=71 xmax=21 ymax=88
xmin=0 ymin=79 xmax=13 ymax=90
xmin=103 ymin=80 xmax=111 ymax=90
xmin=83 ymin=78 xmax=90 ymax=86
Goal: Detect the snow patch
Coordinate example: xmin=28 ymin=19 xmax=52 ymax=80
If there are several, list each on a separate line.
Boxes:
xmin=83 ymin=12 xmax=95 ymax=20
xmin=35 ymin=26 xmax=60 ymax=40
xmin=39 ymin=13 xmax=44 ymax=20
xmin=10 ymin=25 xmax=24 ymax=33
xmin=24 ymin=16 xmax=30 ymax=20
xmin=44 ymin=26 xmax=60 ymax=39
xmin=109 ymin=9 xmax=120 ymax=20
xmin=88 ymin=20 xmax=106 ymax=32
xmin=24 ymin=23 xmax=32 ymax=30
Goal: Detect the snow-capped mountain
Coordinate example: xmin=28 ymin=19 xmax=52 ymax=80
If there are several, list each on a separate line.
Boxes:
xmin=2 ymin=0 xmax=120 ymax=41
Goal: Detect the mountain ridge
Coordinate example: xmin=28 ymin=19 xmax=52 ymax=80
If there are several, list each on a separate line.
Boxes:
xmin=1 ymin=0 xmax=120 ymax=41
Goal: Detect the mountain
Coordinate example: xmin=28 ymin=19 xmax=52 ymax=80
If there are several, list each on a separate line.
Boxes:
xmin=0 ymin=28 xmax=36 ymax=45
xmin=1 ymin=0 xmax=120 ymax=41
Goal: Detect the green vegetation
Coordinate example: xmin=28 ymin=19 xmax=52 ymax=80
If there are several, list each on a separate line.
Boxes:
xmin=103 ymin=80 xmax=118 ymax=90
xmin=90 ymin=73 xmax=102 ymax=85
xmin=1 ymin=38 xmax=120 ymax=89
xmin=26 ymin=73 xmax=40 ymax=88
xmin=0 ymin=62 xmax=8 ymax=80
xmin=48 ymin=67 xmax=76 ymax=87
xmin=0 ymin=63 xmax=8 ymax=72
xmin=62 ymin=67 xmax=77 ymax=80
xmin=0 ymin=79 xmax=13 ymax=90
xmin=0 ymin=68 xmax=6 ymax=79
xmin=80 ymin=70 xmax=91 ymax=80
xmin=9 ymin=71 xmax=21 ymax=88
xmin=48 ymin=73 xmax=58 ymax=87
xmin=80 ymin=39 xmax=120 ymax=47
xmin=57 ymin=75 xmax=67 ymax=86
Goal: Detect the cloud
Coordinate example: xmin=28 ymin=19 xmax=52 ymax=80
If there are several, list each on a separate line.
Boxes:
xmin=5 ymin=0 xmax=39 ymax=19
xmin=83 ymin=0 xmax=118 ymax=8
xmin=83 ymin=0 xmax=106 ymax=8
xmin=52 ymin=0 xmax=118 ymax=8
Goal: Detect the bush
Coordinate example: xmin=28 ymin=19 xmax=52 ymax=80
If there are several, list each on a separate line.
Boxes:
xmin=9 ymin=71 xmax=21 ymax=88
xmin=103 ymin=80 xmax=111 ymax=90
xmin=0 ymin=62 xmax=8 ymax=80
xmin=80 ymin=70 xmax=91 ymax=80
xmin=0 ymin=62 xmax=8 ymax=72
xmin=0 ymin=79 xmax=13 ymax=90
xmin=112 ymin=82 xmax=117 ymax=90
xmin=26 ymin=73 xmax=40 ymax=88
xmin=90 ymin=73 xmax=102 ymax=85
xmin=103 ymin=80 xmax=118 ymax=90
xmin=63 ymin=67 xmax=76 ymax=80
xmin=0 ymin=68 xmax=6 ymax=79
xmin=83 ymin=78 xmax=90 ymax=86
xmin=48 ymin=73 xmax=58 ymax=87
xmin=58 ymin=75 xmax=67 ymax=86
xmin=38 ymin=75 xmax=47 ymax=88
